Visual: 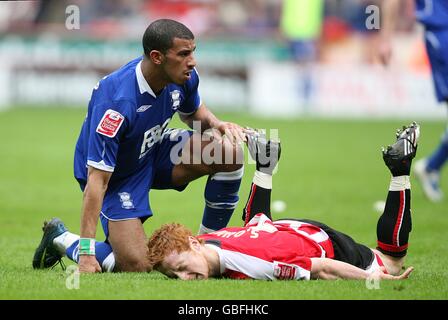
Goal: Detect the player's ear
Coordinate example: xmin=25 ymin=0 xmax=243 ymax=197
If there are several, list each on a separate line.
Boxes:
xmin=149 ymin=50 xmax=164 ymax=65
xmin=188 ymin=236 xmax=201 ymax=251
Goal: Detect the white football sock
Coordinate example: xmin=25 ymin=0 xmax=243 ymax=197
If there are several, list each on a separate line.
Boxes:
xmin=53 ymin=232 xmax=79 ymax=256
xmin=253 ymin=170 xmax=272 ymax=189
xmin=389 ymin=175 xmax=411 ymax=191
xmin=102 ymin=253 xmax=116 ymax=272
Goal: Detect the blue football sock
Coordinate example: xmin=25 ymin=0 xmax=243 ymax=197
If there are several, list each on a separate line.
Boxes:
xmin=200 ymin=167 xmax=244 ymax=233
xmin=66 ymin=240 xmax=115 ymax=272
xmin=426 ymin=128 xmax=448 ymax=172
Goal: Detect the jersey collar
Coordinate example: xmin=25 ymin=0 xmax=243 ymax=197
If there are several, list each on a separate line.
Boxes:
xmin=136 ymin=59 xmax=157 ymax=98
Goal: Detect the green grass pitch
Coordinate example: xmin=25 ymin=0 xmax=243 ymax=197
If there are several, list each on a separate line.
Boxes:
xmin=0 ymin=107 xmax=447 ymax=300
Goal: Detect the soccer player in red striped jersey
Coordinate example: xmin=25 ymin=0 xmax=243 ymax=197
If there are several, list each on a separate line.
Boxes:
xmin=147 ymin=123 xmax=419 ymax=281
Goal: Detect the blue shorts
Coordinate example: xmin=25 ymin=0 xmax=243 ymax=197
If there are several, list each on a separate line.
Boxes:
xmin=79 ymin=128 xmax=193 ymax=238
xmin=425 ymin=29 xmax=448 ymax=103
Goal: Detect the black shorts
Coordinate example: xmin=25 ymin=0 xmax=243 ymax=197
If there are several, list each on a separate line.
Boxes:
xmin=279 ymin=218 xmax=375 ymax=270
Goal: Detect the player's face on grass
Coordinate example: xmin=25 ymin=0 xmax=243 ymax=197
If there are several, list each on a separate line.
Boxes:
xmin=158 ymin=238 xmax=209 ymax=280
xmin=162 ymin=38 xmax=196 ymax=85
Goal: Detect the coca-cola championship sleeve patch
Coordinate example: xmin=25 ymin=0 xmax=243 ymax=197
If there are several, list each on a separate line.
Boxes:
xmin=96 ymin=109 xmax=125 ymax=138
xmin=273 ymin=260 xmax=311 ymax=280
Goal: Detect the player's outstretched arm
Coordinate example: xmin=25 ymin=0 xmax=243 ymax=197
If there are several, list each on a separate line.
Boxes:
xmin=310 ymin=258 xmax=413 ymax=280
xmin=79 ymin=166 xmax=112 ymax=273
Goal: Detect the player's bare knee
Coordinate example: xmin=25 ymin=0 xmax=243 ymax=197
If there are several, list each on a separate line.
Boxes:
xmin=115 ymin=256 xmax=151 ymax=272
xmin=212 ymin=162 xmax=243 ymax=174
xmin=215 ymin=143 xmax=243 ymax=170
xmin=130 ymin=260 xmax=151 ymax=272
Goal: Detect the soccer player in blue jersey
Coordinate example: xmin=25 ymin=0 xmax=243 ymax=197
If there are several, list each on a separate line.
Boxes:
xmin=33 ymin=19 xmax=248 ymax=273
xmin=378 ymin=0 xmax=448 ymax=202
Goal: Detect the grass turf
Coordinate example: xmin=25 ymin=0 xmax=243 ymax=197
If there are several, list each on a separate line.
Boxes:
xmin=0 ymin=107 xmax=447 ymax=300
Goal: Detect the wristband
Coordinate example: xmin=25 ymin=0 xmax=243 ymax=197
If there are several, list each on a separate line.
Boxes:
xmin=79 ymin=238 xmax=96 ymax=256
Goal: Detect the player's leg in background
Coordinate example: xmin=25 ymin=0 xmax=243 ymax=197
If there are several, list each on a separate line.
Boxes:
xmin=414 ymin=29 xmax=448 ymax=202
xmin=425 ymin=113 xmax=448 ymax=174
xmin=376 ymin=123 xmax=419 ymax=275
xmin=414 ymin=107 xmax=448 ymax=202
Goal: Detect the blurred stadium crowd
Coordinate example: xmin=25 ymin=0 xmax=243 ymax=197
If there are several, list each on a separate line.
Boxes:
xmin=1 ymin=0 xmax=415 ymax=59
xmin=0 ymin=0 xmax=443 ymax=118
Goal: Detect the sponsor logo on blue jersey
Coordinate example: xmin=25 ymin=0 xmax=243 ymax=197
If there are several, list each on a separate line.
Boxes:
xmin=139 ymin=118 xmax=172 ymax=159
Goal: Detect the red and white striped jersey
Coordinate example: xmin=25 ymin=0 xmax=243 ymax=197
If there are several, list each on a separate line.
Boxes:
xmin=198 ymin=214 xmax=335 ymax=281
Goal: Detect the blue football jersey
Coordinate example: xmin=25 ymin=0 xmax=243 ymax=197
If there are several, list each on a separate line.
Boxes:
xmin=74 ymin=56 xmax=201 ymax=187
xmin=415 ymin=0 xmax=448 ymax=29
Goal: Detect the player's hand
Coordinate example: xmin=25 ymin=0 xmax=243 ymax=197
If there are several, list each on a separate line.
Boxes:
xmin=79 ymin=255 xmax=102 ymax=273
xmin=215 ymin=121 xmax=247 ymax=144
xmin=371 ymin=266 xmax=414 ymax=280
xmin=377 ymin=37 xmax=393 ymax=66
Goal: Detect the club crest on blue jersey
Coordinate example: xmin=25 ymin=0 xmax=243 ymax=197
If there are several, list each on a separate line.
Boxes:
xmin=170 ymin=90 xmax=181 ymax=111
xmin=118 ymin=192 xmax=134 ymax=209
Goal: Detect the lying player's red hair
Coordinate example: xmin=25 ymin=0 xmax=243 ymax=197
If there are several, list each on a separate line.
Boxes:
xmin=147 ymin=223 xmax=204 ymax=270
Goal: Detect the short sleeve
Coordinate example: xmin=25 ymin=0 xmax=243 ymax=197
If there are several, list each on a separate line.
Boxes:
xmin=86 ymin=100 xmax=133 ymax=172
xmin=177 ymin=68 xmax=201 ymax=116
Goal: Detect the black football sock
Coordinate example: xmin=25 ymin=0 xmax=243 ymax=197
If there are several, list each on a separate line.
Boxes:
xmin=376 ymin=176 xmax=412 ymax=258
xmin=242 ymin=171 xmax=272 ymax=225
